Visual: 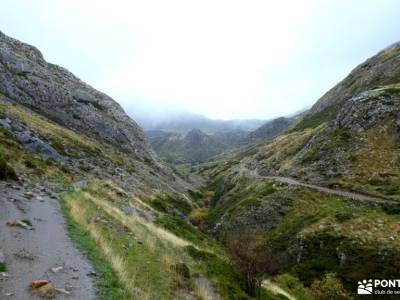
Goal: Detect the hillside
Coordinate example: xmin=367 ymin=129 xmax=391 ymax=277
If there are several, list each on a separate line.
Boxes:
xmin=198 ymin=42 xmax=400 ymax=298
xmin=0 ymin=32 xmax=269 ymax=300
xmin=146 ymin=117 xmax=293 ymax=164
xmin=2 ymin=30 xmax=400 ymax=300
xmin=146 ymin=129 xmax=229 ymax=164
xmin=247 ymin=117 xmax=294 ymax=142
xmin=0 ymin=31 xmax=157 ymax=164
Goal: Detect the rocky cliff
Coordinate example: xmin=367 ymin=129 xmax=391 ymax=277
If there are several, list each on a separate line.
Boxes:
xmin=308 ymin=42 xmax=400 ymax=115
xmin=0 ymin=31 xmax=156 ymax=163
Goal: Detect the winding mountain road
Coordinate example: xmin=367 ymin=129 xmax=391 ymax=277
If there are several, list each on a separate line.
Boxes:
xmin=240 ymin=166 xmax=398 ymax=205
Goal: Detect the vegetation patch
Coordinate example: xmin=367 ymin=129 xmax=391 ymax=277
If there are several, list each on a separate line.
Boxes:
xmin=0 ymin=154 xmax=18 ymax=180
xmin=290 ymin=105 xmax=338 ymax=132
xmin=60 ymin=200 xmax=126 ymax=299
xmin=0 ymin=262 xmax=5 ymax=272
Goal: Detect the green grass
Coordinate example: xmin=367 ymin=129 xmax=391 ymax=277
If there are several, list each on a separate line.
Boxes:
xmin=155 ymin=215 xmax=209 ymax=245
xmin=184 ymin=246 xmax=252 ymax=300
xmin=62 ymin=190 xmax=178 ymax=299
xmin=63 ymin=182 xmax=259 ymax=299
xmin=290 ymin=105 xmax=337 ymax=132
xmin=206 ymin=167 xmax=400 ymax=295
xmin=272 ymin=274 xmax=311 ymax=300
xmin=60 ymin=203 xmax=126 ymax=299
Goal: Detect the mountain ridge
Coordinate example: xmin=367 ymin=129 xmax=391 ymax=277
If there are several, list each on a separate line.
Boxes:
xmin=0 ymin=30 xmax=157 ymax=164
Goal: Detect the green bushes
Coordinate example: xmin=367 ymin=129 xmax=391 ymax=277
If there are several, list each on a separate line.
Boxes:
xmin=184 ymin=245 xmax=216 ymax=261
xmin=290 ymin=106 xmax=337 ymax=132
xmin=188 ymin=189 xmax=203 ymax=200
xmin=189 ymin=208 xmax=209 ymax=228
xmin=155 ymin=215 xmax=208 ymax=244
xmin=150 ymin=193 xmax=193 ymax=215
xmin=171 ymin=262 xmax=191 ymax=279
xmin=309 ymin=273 xmax=351 ymax=300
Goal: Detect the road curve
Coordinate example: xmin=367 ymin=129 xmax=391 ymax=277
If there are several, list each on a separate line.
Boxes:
xmin=240 ymin=166 xmax=398 ymax=205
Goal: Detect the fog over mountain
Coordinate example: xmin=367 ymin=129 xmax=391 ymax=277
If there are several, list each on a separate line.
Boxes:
xmin=136 ymin=111 xmax=266 ymax=133
xmin=1 ymin=1 xmax=400 ymax=121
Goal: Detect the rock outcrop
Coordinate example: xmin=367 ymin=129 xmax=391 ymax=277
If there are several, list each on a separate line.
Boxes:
xmin=0 ymin=31 xmax=156 ymax=163
xmin=309 ymin=42 xmax=400 ymax=114
xmin=335 ymin=87 xmax=400 ymax=132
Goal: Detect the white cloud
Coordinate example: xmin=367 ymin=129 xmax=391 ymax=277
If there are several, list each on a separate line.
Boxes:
xmin=1 ymin=0 xmax=400 ymax=120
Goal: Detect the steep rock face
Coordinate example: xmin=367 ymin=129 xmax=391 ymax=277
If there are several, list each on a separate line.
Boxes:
xmin=310 ymin=42 xmax=400 ymax=114
xmin=247 ymin=117 xmax=293 ymax=142
xmin=335 ymin=87 xmax=400 ymax=132
xmin=0 ymin=31 xmax=155 ymax=163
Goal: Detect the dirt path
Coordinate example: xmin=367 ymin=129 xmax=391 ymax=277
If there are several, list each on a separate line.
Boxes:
xmin=0 ymin=180 xmax=96 ymax=299
xmin=240 ymin=165 xmax=397 ymax=205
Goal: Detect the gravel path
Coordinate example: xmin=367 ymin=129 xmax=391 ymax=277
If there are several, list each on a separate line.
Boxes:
xmin=0 ymin=180 xmax=96 ymax=299
xmin=240 ymin=165 xmax=398 ymax=205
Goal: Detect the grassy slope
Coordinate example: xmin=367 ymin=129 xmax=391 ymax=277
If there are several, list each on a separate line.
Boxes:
xmin=199 ymin=86 xmax=400 ymax=298
xmin=203 ymin=166 xmax=400 ymax=297
xmin=0 ymin=99 xmax=271 ymax=299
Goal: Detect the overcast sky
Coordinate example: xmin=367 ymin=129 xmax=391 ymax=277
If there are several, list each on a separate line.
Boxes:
xmin=1 ymin=0 xmax=399 ymax=120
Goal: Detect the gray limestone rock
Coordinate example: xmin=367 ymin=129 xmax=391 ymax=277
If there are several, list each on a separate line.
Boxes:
xmin=0 ymin=30 xmax=157 ymax=164
xmin=335 ymin=89 xmax=400 ymax=132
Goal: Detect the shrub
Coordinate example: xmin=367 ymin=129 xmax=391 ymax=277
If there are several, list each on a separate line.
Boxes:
xmin=150 ymin=197 xmax=168 ymax=212
xmin=188 ymin=189 xmax=203 ymax=200
xmin=171 ymin=262 xmax=190 ymax=279
xmin=184 ymin=245 xmax=215 ymax=261
xmin=225 ymin=232 xmax=280 ymax=298
xmin=335 ymin=211 xmax=354 ymax=222
xmin=309 ymin=273 xmax=351 ymax=300
xmin=382 ymin=204 xmax=400 ymax=215
xmin=189 ymin=208 xmax=209 ymax=228
xmin=51 ymin=140 xmax=67 ymax=155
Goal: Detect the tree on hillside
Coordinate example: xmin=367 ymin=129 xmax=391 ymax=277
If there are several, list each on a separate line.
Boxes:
xmin=224 ymin=232 xmax=279 ymax=299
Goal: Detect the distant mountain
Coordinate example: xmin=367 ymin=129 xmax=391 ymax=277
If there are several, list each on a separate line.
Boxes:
xmin=146 ymin=129 xmax=228 ymax=163
xmin=247 ymin=117 xmax=294 ymax=142
xmin=146 ymin=117 xmax=297 ymax=163
xmin=138 ymin=113 xmax=265 ymax=134
xmin=212 ymin=129 xmax=249 ymax=147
